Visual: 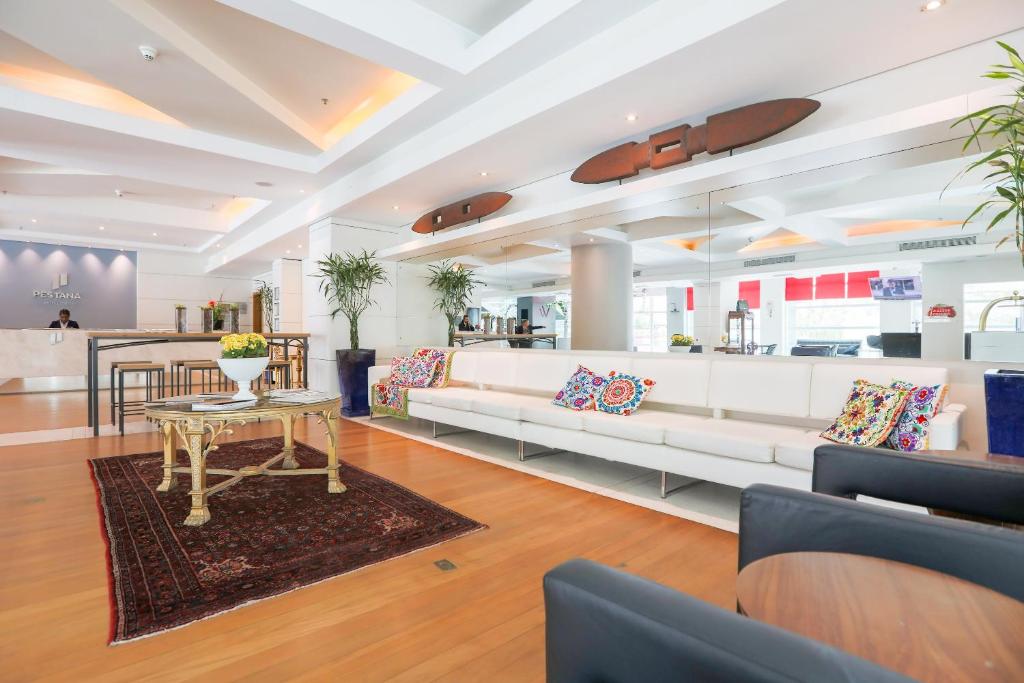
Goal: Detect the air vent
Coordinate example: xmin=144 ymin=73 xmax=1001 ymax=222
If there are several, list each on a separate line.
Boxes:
xmin=633 ymin=269 xmax=642 ymax=277
xmin=899 ymin=236 xmax=976 ymax=251
xmin=743 ymin=254 xmax=796 ymax=268
xmin=532 ymin=279 xmax=557 ymax=288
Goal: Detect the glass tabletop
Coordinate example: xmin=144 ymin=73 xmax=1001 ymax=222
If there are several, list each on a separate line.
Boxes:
xmin=145 ymin=390 xmax=339 ymax=413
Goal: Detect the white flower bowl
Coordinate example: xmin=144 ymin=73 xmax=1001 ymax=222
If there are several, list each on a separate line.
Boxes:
xmin=217 ymin=356 xmax=269 ymax=400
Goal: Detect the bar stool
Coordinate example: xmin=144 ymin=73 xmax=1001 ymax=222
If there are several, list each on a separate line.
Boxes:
xmin=169 ymin=359 xmax=214 ymax=395
xmin=116 ymin=362 xmax=165 ymax=435
xmin=183 ymin=360 xmax=227 ymax=394
xmin=261 ymin=359 xmax=292 ymax=390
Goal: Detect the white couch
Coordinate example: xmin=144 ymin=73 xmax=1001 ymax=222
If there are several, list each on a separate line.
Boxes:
xmin=367 ymin=350 xmax=966 ymax=493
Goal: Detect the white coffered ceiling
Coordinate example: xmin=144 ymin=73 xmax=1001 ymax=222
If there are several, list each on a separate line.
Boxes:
xmin=0 ymin=0 xmax=1022 ymax=279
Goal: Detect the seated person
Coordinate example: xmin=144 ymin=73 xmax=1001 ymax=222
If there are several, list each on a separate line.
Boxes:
xmin=457 ymin=314 xmax=475 ymax=332
xmin=514 ymin=318 xmax=545 ymax=335
xmin=49 ymin=309 xmax=79 ymax=329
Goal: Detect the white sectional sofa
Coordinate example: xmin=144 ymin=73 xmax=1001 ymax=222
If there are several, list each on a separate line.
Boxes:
xmin=367 ymin=350 xmax=966 ymax=493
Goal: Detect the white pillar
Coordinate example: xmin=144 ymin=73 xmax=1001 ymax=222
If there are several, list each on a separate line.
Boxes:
xmin=304 ymin=218 xmax=446 ymax=392
xmin=570 ymin=242 xmax=633 ymax=351
xmin=271 ymin=258 xmax=303 ymax=333
xmin=692 ymin=282 xmax=722 ymax=349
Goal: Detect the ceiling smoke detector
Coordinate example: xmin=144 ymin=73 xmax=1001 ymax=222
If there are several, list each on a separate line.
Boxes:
xmin=139 ymin=46 xmax=158 ymax=62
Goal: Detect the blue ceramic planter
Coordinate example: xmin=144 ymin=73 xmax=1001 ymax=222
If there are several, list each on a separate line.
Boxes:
xmin=984 ymin=369 xmax=1024 ymax=457
xmin=336 ymin=349 xmax=375 ymax=417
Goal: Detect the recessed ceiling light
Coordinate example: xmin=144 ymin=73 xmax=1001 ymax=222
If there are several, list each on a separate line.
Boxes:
xmin=31 ymin=218 xmax=36 ymax=223
xmin=921 ymin=0 xmax=944 ymax=10
xmin=299 ymin=189 xmax=305 ymax=194
xmin=99 ymin=225 xmax=105 ymax=230
xmin=152 ymin=232 xmax=157 ymax=237
xmin=297 ymin=244 xmax=302 ymax=248
xmin=392 ymin=205 xmax=399 ymax=210
xmin=625 ymin=113 xmax=638 ymax=122
xmin=217 ymin=243 xmax=222 ymax=247
xmin=285 ymin=249 xmax=291 ymax=254
xmin=589 ymin=237 xmax=594 ymax=242
xmin=479 ymin=171 xmax=488 ymax=177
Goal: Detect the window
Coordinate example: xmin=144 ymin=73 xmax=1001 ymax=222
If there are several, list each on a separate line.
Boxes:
xmin=786 ymin=299 xmax=880 ymax=351
xmin=633 ymin=288 xmax=668 ymax=352
xmin=963 ymin=281 xmax=1024 ymax=332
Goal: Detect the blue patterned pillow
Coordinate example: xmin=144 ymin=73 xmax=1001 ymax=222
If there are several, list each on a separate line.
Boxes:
xmin=886 ymin=379 xmax=948 ymax=451
xmin=552 ymin=365 xmax=606 ymax=411
xmin=595 ymin=371 xmax=656 ymax=416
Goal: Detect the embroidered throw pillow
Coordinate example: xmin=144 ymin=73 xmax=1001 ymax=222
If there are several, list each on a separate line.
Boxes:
xmin=551 ymin=365 xmax=606 ymax=410
xmin=388 ymin=356 xmax=440 ymax=388
xmin=594 ymin=371 xmax=656 ymax=416
xmin=412 ymin=348 xmax=454 ymax=387
xmin=821 ymin=379 xmax=911 ymax=447
xmin=886 ymin=379 xmax=949 ymax=452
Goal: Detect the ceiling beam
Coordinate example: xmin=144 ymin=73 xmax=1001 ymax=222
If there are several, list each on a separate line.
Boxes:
xmin=0 ymin=194 xmax=230 ymax=232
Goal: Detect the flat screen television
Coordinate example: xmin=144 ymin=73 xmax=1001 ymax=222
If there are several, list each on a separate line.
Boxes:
xmin=869 ymin=276 xmax=922 ymax=301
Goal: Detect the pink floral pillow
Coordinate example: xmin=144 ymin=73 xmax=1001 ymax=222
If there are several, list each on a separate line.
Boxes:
xmin=552 ymin=365 xmax=606 ymax=411
xmin=886 ymin=380 xmax=948 ymax=452
xmin=388 ymin=356 xmax=440 ymax=388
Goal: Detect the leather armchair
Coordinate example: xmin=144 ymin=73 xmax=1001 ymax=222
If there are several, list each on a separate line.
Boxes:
xmin=739 ymin=444 xmax=1024 ymax=602
xmin=544 ymin=558 xmax=911 ymax=682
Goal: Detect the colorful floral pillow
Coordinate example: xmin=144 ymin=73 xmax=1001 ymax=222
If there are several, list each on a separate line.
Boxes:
xmin=821 ymin=379 xmax=911 ymax=447
xmin=886 ymin=380 xmax=949 ymax=452
xmin=388 ymin=356 xmax=440 ymax=388
xmin=412 ymin=348 xmax=454 ymax=387
xmin=552 ymin=365 xmax=607 ymax=411
xmin=594 ymin=371 xmax=656 ymax=416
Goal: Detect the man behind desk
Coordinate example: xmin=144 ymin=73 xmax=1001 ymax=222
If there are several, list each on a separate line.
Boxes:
xmin=513 ymin=318 xmax=544 ymax=348
xmin=49 ymin=309 xmax=79 ymax=329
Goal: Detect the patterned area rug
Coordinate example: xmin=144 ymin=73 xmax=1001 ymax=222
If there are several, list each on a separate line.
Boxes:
xmin=89 ymin=437 xmax=485 ymax=644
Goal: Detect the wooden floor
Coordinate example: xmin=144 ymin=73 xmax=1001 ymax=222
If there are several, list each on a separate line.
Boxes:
xmin=0 ymin=393 xmax=738 ymax=682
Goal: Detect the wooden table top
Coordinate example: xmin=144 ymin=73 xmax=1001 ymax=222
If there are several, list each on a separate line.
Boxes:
xmin=87 ymin=331 xmax=309 ymax=339
xmin=736 ymin=551 xmax=1024 ymax=682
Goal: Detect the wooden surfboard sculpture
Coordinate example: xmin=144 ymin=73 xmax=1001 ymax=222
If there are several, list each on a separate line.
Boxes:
xmin=571 ymin=98 xmax=820 ymax=184
xmin=412 ymin=192 xmax=513 ymax=234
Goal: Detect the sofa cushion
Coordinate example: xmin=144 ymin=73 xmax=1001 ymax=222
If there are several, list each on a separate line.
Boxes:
xmin=582 ymin=410 xmax=707 ymax=445
xmin=552 ymin=365 xmax=605 ymax=411
xmin=471 ymin=391 xmax=529 ymax=420
xmin=886 ymin=380 xmax=949 ymax=452
xmin=474 ymin=352 xmax=517 ymax=388
xmin=449 ymin=351 xmax=478 ymax=384
xmin=594 ymin=371 xmax=656 ymax=416
xmin=820 ymin=380 xmax=911 ymax=447
xmin=708 ymin=360 xmax=811 ymax=418
xmin=775 ymin=431 xmax=834 ymax=471
xmin=429 ymin=387 xmax=481 ymax=412
xmin=631 ymin=356 xmax=711 ymax=408
xmin=664 ymin=419 xmax=809 ymax=463
xmin=412 ymin=348 xmax=454 ymax=387
xmin=521 ymin=400 xmax=586 ymax=430
xmin=514 ymin=353 xmax=573 ymax=393
xmin=388 ymin=356 xmax=440 ymax=388
xmin=406 ymin=387 xmax=435 ymax=404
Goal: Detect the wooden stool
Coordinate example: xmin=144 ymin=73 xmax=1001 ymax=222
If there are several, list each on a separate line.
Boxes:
xmin=116 ymin=362 xmax=165 ymax=435
xmin=169 ymin=359 xmax=213 ymax=395
xmin=182 ymin=361 xmax=226 ymax=394
xmin=262 ymin=359 xmax=293 ymax=390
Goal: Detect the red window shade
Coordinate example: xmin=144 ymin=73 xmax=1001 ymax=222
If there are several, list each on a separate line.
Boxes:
xmin=738 ymin=280 xmax=761 ymax=309
xmin=785 ymin=277 xmax=813 ymax=301
xmin=686 ymin=287 xmax=694 ymax=311
xmin=815 ymin=273 xmax=845 ymax=299
xmin=848 ymin=270 xmax=880 ymax=298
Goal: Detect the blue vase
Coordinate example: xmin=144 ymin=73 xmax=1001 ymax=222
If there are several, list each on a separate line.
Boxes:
xmin=336 ymin=349 xmax=375 ymax=417
xmin=984 ymin=369 xmax=1024 ymax=457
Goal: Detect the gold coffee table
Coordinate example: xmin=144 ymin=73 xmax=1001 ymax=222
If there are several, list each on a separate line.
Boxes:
xmin=145 ymin=393 xmax=343 ymax=526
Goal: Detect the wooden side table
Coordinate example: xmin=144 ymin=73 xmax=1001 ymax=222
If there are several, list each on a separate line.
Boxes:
xmin=736 ymin=551 xmax=1024 ymax=682
xmin=145 ymin=393 xmax=343 ymax=526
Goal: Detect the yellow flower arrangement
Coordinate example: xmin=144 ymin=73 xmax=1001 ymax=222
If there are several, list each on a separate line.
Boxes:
xmin=219 ymin=333 xmax=269 ymax=359
xmin=670 ymin=334 xmax=694 ymax=347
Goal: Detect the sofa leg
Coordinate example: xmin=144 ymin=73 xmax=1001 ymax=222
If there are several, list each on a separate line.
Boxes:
xmin=432 ymin=421 xmax=471 ymax=438
xmin=660 ymin=472 xmax=700 ymax=499
xmin=517 ymin=440 xmax=564 ymax=462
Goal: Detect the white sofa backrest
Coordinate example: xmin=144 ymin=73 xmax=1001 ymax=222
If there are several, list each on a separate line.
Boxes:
xmin=808 ymin=363 xmax=951 ymax=420
xmin=632 ymin=356 xmax=711 ymax=408
xmin=449 ymin=350 xmax=478 ymax=383
xmin=472 ymin=351 xmax=519 ymax=388
xmin=570 ymin=354 xmax=631 ymax=378
xmin=708 ymin=360 xmax=812 ymax=418
xmin=513 ymin=353 xmax=573 ymax=392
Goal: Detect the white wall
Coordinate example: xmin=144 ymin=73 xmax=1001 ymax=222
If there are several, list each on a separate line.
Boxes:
xmin=137 ymin=249 xmax=253 ymax=331
xmin=272 ymin=258 xmax=303 ymax=332
xmin=922 ymin=254 xmax=1023 ymax=361
xmin=759 ymin=277 xmax=786 ymax=350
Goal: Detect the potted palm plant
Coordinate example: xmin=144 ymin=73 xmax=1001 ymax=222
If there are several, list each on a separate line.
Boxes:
xmin=427 ymin=260 xmax=483 ymax=346
xmin=317 ymin=250 xmax=389 ymax=417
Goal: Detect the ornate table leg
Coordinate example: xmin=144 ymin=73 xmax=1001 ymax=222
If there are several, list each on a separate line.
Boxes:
xmin=183 ymin=416 xmax=211 ymax=526
xmin=156 ymin=420 xmax=178 ymax=492
xmin=322 ymin=406 xmax=346 ymax=494
xmin=281 ymin=413 xmax=298 ymax=469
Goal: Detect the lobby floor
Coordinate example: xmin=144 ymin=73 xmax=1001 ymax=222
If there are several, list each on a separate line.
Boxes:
xmin=0 ymin=393 xmax=738 ymax=682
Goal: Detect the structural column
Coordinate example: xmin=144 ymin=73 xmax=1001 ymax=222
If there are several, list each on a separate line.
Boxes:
xmin=570 ymin=241 xmax=633 ymax=351
xmin=271 ymin=257 xmax=303 ymax=332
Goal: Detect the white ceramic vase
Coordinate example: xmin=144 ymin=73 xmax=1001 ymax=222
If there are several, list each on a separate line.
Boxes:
xmin=217 ymin=356 xmax=269 ymax=400
xmin=668 ymin=345 xmax=692 ymax=353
